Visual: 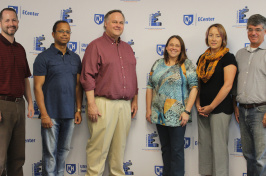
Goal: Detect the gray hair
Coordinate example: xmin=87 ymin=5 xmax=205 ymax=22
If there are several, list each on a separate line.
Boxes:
xmin=103 ymin=9 xmax=125 ymax=30
xmin=247 ymin=14 xmax=266 ymax=29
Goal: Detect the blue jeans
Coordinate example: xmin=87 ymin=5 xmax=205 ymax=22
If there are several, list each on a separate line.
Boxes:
xmin=156 ymin=124 xmax=186 ymax=176
xmin=239 ymin=105 xmax=266 ymax=176
xmin=41 ymin=118 xmax=74 ymax=176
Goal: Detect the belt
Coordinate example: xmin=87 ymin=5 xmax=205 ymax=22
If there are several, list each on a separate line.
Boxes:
xmin=0 ymin=95 xmax=23 ymax=102
xmin=239 ymin=102 xmax=266 ymax=109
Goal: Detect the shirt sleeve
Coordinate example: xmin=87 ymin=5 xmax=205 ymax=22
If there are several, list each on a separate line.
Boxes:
xmin=77 ymin=55 xmax=82 ymax=74
xmin=80 ymin=41 xmax=100 ymax=91
xmin=147 ymin=59 xmax=160 ymax=89
xmin=24 ymin=57 xmax=32 ymax=78
xmin=222 ymin=53 xmax=237 ymax=68
xmin=33 ymin=53 xmax=47 ymax=76
xmin=185 ymin=59 xmax=198 ymax=89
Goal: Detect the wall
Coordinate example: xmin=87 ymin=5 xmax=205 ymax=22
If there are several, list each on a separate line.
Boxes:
xmin=1 ymin=0 xmax=263 ymax=175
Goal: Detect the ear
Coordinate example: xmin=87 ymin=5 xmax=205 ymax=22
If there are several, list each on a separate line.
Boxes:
xmin=52 ymin=32 xmax=55 ymax=39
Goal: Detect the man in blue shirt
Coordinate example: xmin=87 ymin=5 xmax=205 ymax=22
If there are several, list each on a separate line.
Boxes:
xmin=33 ymin=20 xmax=82 ymax=176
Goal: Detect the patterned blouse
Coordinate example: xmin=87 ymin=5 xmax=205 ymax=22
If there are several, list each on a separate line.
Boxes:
xmin=147 ymin=58 xmax=198 ymax=127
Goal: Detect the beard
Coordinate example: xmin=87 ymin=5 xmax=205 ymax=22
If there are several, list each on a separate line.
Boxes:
xmin=1 ymin=26 xmax=18 ymax=36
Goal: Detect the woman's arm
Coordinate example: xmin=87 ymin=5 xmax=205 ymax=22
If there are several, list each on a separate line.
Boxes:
xmin=180 ymin=87 xmax=198 ymax=127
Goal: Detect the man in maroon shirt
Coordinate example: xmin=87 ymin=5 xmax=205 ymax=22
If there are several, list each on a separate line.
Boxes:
xmin=0 ymin=8 xmax=34 ymax=176
xmin=80 ymin=9 xmax=138 ymax=176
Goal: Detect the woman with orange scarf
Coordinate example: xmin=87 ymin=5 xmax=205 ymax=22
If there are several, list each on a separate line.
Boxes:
xmin=196 ymin=24 xmax=237 ymax=176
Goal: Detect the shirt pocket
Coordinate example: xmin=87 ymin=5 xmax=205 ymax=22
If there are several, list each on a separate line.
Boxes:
xmin=70 ymin=60 xmax=79 ymax=75
xmin=48 ymin=61 xmax=63 ymax=75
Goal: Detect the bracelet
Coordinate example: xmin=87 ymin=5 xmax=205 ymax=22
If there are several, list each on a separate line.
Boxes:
xmin=76 ymin=108 xmax=81 ymax=112
xmin=184 ymin=110 xmax=191 ymax=115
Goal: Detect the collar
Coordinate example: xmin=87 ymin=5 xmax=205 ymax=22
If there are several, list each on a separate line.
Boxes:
xmin=0 ymin=33 xmax=18 ymax=46
xmin=246 ymin=41 xmax=266 ymax=52
xmin=50 ymin=43 xmax=71 ymax=55
xmin=103 ymin=32 xmax=121 ymax=44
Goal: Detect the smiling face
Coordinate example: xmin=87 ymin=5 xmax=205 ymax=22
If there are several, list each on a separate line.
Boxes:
xmin=247 ymin=24 xmax=266 ymax=48
xmin=104 ymin=12 xmax=124 ymax=41
xmin=165 ymin=37 xmax=181 ymax=60
xmin=0 ymin=10 xmax=19 ymax=37
xmin=52 ymin=22 xmax=70 ymax=46
xmin=208 ymin=26 xmax=223 ymax=53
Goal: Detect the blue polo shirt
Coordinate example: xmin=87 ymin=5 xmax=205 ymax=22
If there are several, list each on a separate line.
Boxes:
xmin=33 ymin=44 xmax=81 ymax=119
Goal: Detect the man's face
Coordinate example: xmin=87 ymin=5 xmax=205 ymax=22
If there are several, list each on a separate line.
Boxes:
xmin=52 ymin=22 xmax=71 ymax=46
xmin=104 ymin=12 xmax=124 ymax=40
xmin=0 ymin=10 xmax=19 ymax=36
xmin=247 ymin=24 xmax=266 ymax=48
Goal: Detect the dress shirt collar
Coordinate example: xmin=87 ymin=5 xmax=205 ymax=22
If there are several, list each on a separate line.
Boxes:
xmin=246 ymin=41 xmax=266 ymax=52
xmin=103 ymin=32 xmax=121 ymax=44
xmin=0 ymin=33 xmax=18 ymax=46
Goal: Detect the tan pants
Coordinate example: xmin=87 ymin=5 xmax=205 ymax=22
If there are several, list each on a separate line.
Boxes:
xmin=86 ymin=97 xmax=131 ymax=176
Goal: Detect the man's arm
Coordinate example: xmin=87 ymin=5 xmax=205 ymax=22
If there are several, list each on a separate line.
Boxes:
xmin=131 ymin=94 xmax=138 ymax=118
xmin=75 ymin=74 xmax=83 ymax=124
xmin=24 ymin=78 xmax=34 ymax=118
xmin=34 ymin=76 xmax=53 ymax=128
xmin=85 ymin=90 xmax=101 ymax=122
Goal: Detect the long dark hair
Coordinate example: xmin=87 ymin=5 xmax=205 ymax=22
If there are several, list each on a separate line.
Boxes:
xmin=163 ymin=35 xmax=187 ymax=65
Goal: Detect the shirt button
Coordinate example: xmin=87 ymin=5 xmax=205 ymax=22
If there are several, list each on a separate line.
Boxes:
xmin=122 ymin=66 xmax=124 ymax=69
xmin=124 ymin=86 xmax=126 ymax=89
xmin=123 ymin=96 xmax=124 ymax=98
xmin=120 ymin=57 xmax=122 ymax=58
xmin=124 ymin=76 xmax=125 ymax=78
xmin=246 ymin=72 xmax=248 ymax=74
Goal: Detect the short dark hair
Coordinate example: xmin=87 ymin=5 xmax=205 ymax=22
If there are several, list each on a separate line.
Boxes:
xmin=0 ymin=8 xmax=18 ymax=21
xmin=52 ymin=20 xmax=69 ymax=33
xmin=163 ymin=35 xmax=187 ymax=65
xmin=247 ymin=14 xmax=266 ymax=29
xmin=205 ymin=23 xmax=227 ymax=48
xmin=104 ymin=10 xmax=125 ymax=29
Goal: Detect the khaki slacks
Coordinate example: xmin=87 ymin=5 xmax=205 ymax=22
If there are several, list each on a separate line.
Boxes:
xmin=86 ymin=97 xmax=131 ymax=176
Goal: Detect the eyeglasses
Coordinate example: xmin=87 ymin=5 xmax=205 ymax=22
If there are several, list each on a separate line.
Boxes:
xmin=247 ymin=28 xmax=264 ymax=33
xmin=56 ymin=30 xmax=72 ymax=34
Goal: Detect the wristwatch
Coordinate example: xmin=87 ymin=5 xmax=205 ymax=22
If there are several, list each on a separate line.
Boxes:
xmin=184 ymin=110 xmax=191 ymax=115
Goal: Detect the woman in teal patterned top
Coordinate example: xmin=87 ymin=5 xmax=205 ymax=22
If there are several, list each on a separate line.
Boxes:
xmin=146 ymin=35 xmax=198 ymax=176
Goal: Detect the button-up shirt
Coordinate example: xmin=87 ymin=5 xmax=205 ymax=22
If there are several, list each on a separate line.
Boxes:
xmin=80 ymin=32 xmax=138 ymax=100
xmin=33 ymin=44 xmax=81 ymax=119
xmin=235 ymin=42 xmax=266 ymax=104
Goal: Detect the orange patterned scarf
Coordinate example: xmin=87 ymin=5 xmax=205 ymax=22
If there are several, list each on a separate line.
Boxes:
xmin=196 ymin=47 xmax=229 ymax=83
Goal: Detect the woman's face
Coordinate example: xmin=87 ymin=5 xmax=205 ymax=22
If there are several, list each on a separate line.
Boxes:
xmin=208 ymin=27 xmax=223 ymax=53
xmin=166 ymin=38 xmax=181 ymax=59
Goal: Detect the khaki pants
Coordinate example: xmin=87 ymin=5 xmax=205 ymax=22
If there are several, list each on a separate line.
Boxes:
xmin=86 ymin=97 xmax=131 ymax=176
